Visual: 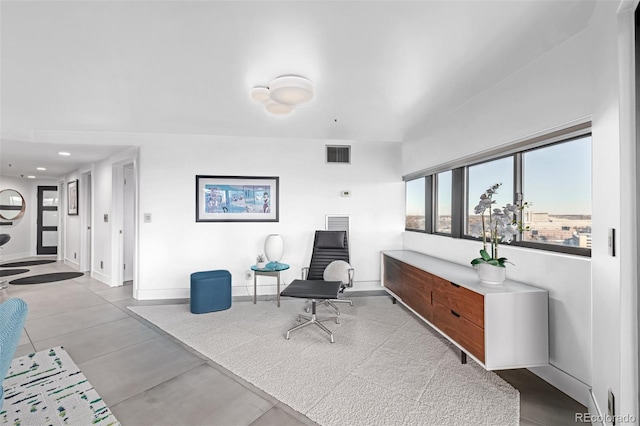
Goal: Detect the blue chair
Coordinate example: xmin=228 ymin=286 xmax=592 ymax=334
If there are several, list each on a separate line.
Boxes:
xmin=0 ymin=298 xmax=28 ymax=410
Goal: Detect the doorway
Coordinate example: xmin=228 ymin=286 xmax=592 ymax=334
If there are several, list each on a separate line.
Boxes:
xmin=36 ymin=186 xmax=58 ymax=255
xmin=123 ymin=165 xmax=134 ymax=283
xmin=112 ymin=160 xmax=137 ymax=290
xmin=80 ymin=172 xmax=92 ymax=272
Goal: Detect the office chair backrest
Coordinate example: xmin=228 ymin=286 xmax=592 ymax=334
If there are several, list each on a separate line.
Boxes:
xmin=0 ymin=298 xmax=28 ymax=410
xmin=307 ymin=230 xmax=349 ymax=280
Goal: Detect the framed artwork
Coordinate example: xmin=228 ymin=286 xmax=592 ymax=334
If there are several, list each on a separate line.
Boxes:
xmin=68 ymin=180 xmax=79 ymax=216
xmin=196 ymin=175 xmax=279 ymax=222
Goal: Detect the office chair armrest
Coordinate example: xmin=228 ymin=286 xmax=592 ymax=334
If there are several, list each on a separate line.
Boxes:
xmin=301 ymin=267 xmax=310 ymax=280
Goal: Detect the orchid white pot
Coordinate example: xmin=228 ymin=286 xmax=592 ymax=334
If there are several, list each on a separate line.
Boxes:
xmin=477 ymin=263 xmax=506 ymax=285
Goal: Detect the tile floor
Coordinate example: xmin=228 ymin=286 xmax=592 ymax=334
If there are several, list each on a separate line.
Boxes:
xmin=1 ymin=259 xmax=586 ymax=425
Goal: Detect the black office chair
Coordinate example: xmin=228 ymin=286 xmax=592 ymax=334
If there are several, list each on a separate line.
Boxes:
xmin=301 ymin=230 xmax=354 ymax=314
xmin=279 ymin=231 xmax=354 ymax=342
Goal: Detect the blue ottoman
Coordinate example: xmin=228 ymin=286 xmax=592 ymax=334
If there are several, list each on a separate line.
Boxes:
xmin=190 ymin=270 xmax=232 ymax=314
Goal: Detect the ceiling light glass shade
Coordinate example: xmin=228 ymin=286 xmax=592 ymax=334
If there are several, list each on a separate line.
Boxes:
xmin=269 ymin=75 xmax=314 ymax=105
xmin=250 ymin=86 xmax=270 ymax=103
xmin=264 ymin=234 xmax=284 ymax=262
xmin=265 ymin=100 xmax=294 ymax=115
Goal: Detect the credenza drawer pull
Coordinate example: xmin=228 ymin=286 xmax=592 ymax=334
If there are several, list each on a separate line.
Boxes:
xmin=450 ymin=283 xmax=460 ymax=288
xmin=451 ymin=310 xmax=461 ymax=318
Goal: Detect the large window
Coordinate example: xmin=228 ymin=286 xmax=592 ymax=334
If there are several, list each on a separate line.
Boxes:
xmin=405 ymin=177 xmax=425 ymax=231
xmin=522 ymin=136 xmax=592 ymax=249
xmin=404 ymin=129 xmax=592 ymax=256
xmin=466 ymin=157 xmax=513 ymax=236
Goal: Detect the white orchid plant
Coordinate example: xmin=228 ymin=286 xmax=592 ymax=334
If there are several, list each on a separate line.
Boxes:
xmin=470 ymin=183 xmax=530 ymax=268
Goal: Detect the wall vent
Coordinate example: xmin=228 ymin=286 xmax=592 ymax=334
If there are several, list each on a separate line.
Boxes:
xmin=326 ymin=145 xmax=351 ymax=164
xmin=326 ymin=214 xmax=351 ymax=267
xmin=326 ymin=214 xmax=350 ymax=234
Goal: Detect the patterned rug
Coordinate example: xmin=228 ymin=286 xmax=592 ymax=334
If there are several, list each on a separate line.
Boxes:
xmin=1 ymin=346 xmax=119 ymax=425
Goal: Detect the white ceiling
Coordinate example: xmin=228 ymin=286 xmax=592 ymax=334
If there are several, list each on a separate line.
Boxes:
xmin=0 ymin=1 xmax=597 ymax=179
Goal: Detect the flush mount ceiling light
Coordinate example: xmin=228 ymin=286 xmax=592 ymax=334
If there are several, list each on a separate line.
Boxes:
xmin=250 ymin=86 xmax=270 ymax=102
xmin=265 ymin=100 xmax=295 ymax=115
xmin=250 ymin=75 xmax=314 ymax=116
xmin=269 ymin=75 xmax=314 ymax=105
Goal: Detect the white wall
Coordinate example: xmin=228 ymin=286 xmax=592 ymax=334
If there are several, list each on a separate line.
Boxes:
xmin=0 ymin=176 xmax=58 ymax=261
xmin=0 ymin=176 xmax=34 ymax=260
xmin=136 ymin=135 xmax=404 ymax=300
xmin=64 ymin=172 xmax=82 ymax=269
xmin=402 ymin=15 xmax=597 ymax=408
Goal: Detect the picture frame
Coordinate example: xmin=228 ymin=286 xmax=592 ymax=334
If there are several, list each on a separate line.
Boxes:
xmin=196 ymin=175 xmax=279 ymax=222
xmin=68 ymin=179 xmax=79 ymax=216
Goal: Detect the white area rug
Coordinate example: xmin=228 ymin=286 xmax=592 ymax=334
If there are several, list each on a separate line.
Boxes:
xmin=129 ymin=296 xmax=519 ymax=426
xmin=1 ymin=346 xmax=119 ymax=425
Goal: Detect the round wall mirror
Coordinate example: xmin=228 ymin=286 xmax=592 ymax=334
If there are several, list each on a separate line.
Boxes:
xmin=0 ymin=189 xmax=26 ymax=221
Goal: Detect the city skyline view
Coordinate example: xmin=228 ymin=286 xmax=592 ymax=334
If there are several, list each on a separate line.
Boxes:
xmin=405 ymin=135 xmax=592 ymax=248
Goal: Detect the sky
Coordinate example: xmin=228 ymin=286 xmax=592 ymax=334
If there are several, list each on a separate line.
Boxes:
xmin=406 ymin=135 xmax=591 ymax=217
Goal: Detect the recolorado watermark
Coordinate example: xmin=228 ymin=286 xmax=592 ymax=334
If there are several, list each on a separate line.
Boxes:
xmin=575 ymin=413 xmax=637 ymax=423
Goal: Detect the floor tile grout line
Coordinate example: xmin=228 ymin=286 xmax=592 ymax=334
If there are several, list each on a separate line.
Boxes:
xmin=25 ymin=309 xmax=134 ymax=346
xmin=109 ymin=362 xmax=213 ymax=412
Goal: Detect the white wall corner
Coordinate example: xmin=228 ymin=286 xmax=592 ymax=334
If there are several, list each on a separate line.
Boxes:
xmin=528 ymin=365 xmax=592 ymax=408
xmin=63 ymin=258 xmax=80 ymax=271
xmin=91 ymin=270 xmax=110 ymax=286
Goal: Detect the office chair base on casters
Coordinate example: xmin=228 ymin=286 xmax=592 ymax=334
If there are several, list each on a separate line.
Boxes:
xmin=286 ymin=300 xmax=338 ymax=343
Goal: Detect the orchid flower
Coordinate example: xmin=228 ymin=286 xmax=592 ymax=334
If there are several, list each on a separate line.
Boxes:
xmin=470 ymin=183 xmax=529 ymax=268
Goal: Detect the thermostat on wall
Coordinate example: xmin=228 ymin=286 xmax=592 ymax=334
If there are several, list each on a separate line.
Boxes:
xmin=341 ymin=190 xmax=351 ymax=197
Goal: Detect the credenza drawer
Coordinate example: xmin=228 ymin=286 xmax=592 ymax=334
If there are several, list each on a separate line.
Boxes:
xmin=432 ymin=276 xmax=484 ymax=329
xmin=401 ymin=263 xmax=433 ymax=322
xmin=432 ymin=300 xmax=485 ymax=363
xmin=383 ymin=256 xmax=404 ymax=299
xmin=383 ymin=255 xmax=432 ymax=321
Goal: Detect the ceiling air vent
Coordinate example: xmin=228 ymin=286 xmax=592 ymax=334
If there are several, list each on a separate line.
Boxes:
xmin=326 ymin=145 xmax=351 ymax=164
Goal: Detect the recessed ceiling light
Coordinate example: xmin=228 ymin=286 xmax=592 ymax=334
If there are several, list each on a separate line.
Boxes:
xmin=36 ymin=167 xmax=46 ymax=171
xmin=27 ymin=175 xmax=36 ymax=179
xmin=58 ymin=151 xmax=71 ymax=156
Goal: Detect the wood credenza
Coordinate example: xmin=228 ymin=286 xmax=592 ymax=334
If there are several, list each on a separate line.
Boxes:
xmin=381 ymin=250 xmax=549 ymax=370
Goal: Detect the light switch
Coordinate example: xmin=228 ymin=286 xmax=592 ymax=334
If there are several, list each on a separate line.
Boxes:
xmin=103 ymin=214 xmax=108 ymax=223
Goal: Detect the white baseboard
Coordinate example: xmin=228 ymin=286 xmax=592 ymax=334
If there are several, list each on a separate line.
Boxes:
xmin=64 ymin=258 xmax=80 ymax=270
xmin=0 ymin=251 xmax=31 ymax=263
xmin=345 ymin=280 xmax=381 ymax=292
xmin=528 ymin=364 xmax=591 ymax=407
xmin=91 ymin=270 xmax=110 ymax=286
xmin=136 ymin=288 xmax=189 ymax=300
xmin=587 ymin=388 xmax=605 ymax=426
